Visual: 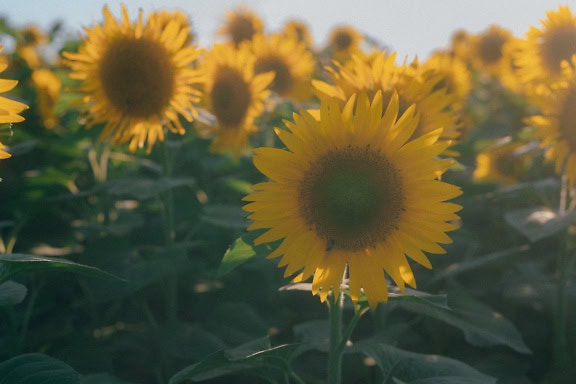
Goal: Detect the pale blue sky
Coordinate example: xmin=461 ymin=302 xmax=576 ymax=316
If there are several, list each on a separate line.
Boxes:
xmin=2 ymin=0 xmax=574 ymax=59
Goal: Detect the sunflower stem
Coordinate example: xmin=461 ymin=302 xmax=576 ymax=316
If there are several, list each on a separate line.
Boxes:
xmin=161 ymin=137 xmax=178 ymax=323
xmin=328 ymin=290 xmax=344 ymax=384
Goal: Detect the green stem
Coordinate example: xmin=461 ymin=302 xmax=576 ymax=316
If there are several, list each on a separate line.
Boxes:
xmin=161 ymin=138 xmax=178 ymax=323
xmin=554 ymin=226 xmax=571 ymax=369
xmin=328 ymin=291 xmax=344 ymax=384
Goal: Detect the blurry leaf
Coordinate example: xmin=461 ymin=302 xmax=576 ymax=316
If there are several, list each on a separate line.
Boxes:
xmin=352 ymin=342 xmax=496 ymax=384
xmin=293 ymin=320 xmax=329 ymax=352
xmin=201 ymin=204 xmax=247 ymax=229
xmin=432 ymin=244 xmax=530 ymax=282
xmin=0 ymin=280 xmax=27 ymax=306
xmin=81 ymin=374 xmax=132 ymax=384
xmin=208 ymin=302 xmax=269 ymax=343
xmin=0 ymin=254 xmax=122 ymax=285
xmin=218 ymin=230 xmax=280 ymax=277
xmin=169 ymin=336 xmax=306 ymax=383
xmin=105 ymin=177 xmax=195 ymax=199
xmin=0 ymin=353 xmax=80 ymax=384
xmin=505 ymin=206 xmax=576 ymax=242
xmin=158 ymin=322 xmax=228 ymax=360
xmin=393 ymin=377 xmax=494 ymax=384
xmin=396 ymin=293 xmax=531 ymax=354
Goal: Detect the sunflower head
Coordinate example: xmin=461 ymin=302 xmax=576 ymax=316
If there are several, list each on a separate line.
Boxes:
xmin=313 ymin=52 xmax=462 ymax=145
xmin=197 ymin=43 xmax=273 ymax=157
xmin=474 ymin=139 xmax=534 ymax=185
xmin=248 ymin=33 xmax=316 ymax=101
xmin=0 ymin=46 xmax=29 ymax=159
xmin=244 ymin=91 xmax=462 ymax=308
xmin=217 ymin=5 xmax=264 ymax=47
xmin=449 ymin=29 xmax=473 ymax=62
xmin=62 ymin=5 xmax=204 ymax=152
xmin=281 ymin=19 xmax=314 ymax=49
xmin=515 ymin=5 xmax=576 ymax=86
xmin=31 ymin=68 xmax=61 ymax=129
xmin=421 ymin=51 xmax=472 ymax=106
xmin=326 ymin=24 xmax=363 ymax=61
xmin=470 ymin=24 xmax=514 ymax=77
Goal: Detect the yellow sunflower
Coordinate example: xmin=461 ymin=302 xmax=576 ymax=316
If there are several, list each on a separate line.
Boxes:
xmin=469 ymin=24 xmax=514 ymax=77
xmin=62 ymin=5 xmax=203 ymax=152
xmin=326 ymin=24 xmax=364 ymax=62
xmin=17 ymin=24 xmax=48 ymax=68
xmin=197 ymin=43 xmax=274 ymax=157
xmin=526 ymin=56 xmax=576 ymax=186
xmin=515 ymin=5 xmax=576 ymax=86
xmin=243 ymin=92 xmax=462 ymax=308
xmin=31 ymin=68 xmax=61 ymax=129
xmin=421 ymin=51 xmax=471 ymax=107
xmin=281 ymin=19 xmax=314 ymax=49
xmin=248 ymin=33 xmax=316 ymax=102
xmin=449 ymin=29 xmax=473 ymax=63
xmin=473 ymin=139 xmax=534 ymax=185
xmin=217 ymin=5 xmax=264 ymax=47
xmin=313 ymin=52 xmax=461 ymax=144
xmin=0 ymin=47 xmax=28 ymax=159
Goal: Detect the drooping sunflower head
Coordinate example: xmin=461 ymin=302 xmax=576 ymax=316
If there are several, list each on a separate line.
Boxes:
xmin=281 ymin=19 xmax=314 ymax=49
xmin=0 ymin=46 xmax=29 ymax=159
xmin=197 ymin=43 xmax=274 ymax=157
xmin=217 ymin=5 xmax=264 ymax=47
xmin=244 ymin=91 xmax=462 ymax=308
xmin=31 ymin=68 xmax=61 ymax=129
xmin=326 ymin=24 xmax=364 ymax=61
xmin=525 ymin=56 xmax=576 ymax=186
xmin=313 ymin=52 xmax=461 ymax=145
xmin=515 ymin=5 xmax=576 ymax=86
xmin=62 ymin=5 xmax=204 ymax=153
xmin=470 ymin=24 xmax=514 ymax=77
xmin=473 ymin=139 xmax=534 ymax=185
xmin=248 ymin=33 xmax=316 ymax=101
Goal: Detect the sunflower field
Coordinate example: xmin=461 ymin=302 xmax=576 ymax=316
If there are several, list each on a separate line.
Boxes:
xmin=1 ymin=3 xmax=576 ymax=384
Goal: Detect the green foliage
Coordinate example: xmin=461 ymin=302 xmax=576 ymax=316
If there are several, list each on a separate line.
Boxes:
xmin=0 ymin=353 xmax=80 ymax=384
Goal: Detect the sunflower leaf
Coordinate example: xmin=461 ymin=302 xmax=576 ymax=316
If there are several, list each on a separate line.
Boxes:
xmin=0 ymin=254 xmax=122 ymax=285
xmin=0 ymin=353 xmax=80 ymax=384
xmin=351 ymin=342 xmax=496 ymax=383
xmin=504 ymin=206 xmax=576 ymax=242
xmin=0 ymin=280 xmax=28 ymax=306
xmin=218 ymin=230 xmax=280 ymax=277
xmin=169 ymin=336 xmax=308 ymax=383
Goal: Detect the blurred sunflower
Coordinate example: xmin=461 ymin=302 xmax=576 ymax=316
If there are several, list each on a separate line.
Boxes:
xmin=217 ymin=5 xmax=264 ymax=47
xmin=0 ymin=47 xmax=28 ymax=159
xmin=62 ymin=5 xmax=203 ymax=152
xmin=243 ymin=92 xmax=462 ymax=308
xmin=281 ymin=19 xmax=314 ymax=49
xmin=313 ymin=52 xmax=461 ymax=144
xmin=17 ymin=24 xmax=48 ymax=68
xmin=249 ymin=33 xmax=316 ymax=102
xmin=197 ymin=43 xmax=274 ymax=157
xmin=526 ymin=56 xmax=576 ymax=186
xmin=515 ymin=5 xmax=576 ymax=86
xmin=421 ymin=51 xmax=471 ymax=107
xmin=449 ymin=29 xmax=473 ymax=63
xmin=31 ymin=68 xmax=61 ymax=129
xmin=469 ymin=24 xmax=514 ymax=77
xmin=326 ymin=24 xmax=363 ymax=62
xmin=473 ymin=139 xmax=534 ymax=185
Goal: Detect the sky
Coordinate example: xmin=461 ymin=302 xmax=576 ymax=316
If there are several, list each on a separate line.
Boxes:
xmin=2 ymin=0 xmax=575 ymax=59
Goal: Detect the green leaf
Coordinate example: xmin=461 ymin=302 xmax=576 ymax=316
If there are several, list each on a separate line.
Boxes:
xmin=396 ymin=293 xmax=531 ymax=354
xmin=352 ymin=343 xmax=496 ymax=383
xmin=0 ymin=353 xmax=80 ymax=384
xmin=504 ymin=206 xmax=576 ymax=242
xmin=201 ymin=204 xmax=248 ymax=229
xmin=169 ymin=337 xmax=306 ymax=383
xmin=81 ymin=373 xmax=132 ymax=384
xmin=218 ymin=230 xmax=280 ymax=277
xmin=393 ymin=377 xmax=494 ymax=384
xmin=0 ymin=280 xmax=28 ymax=306
xmin=158 ymin=322 xmax=228 ymax=360
xmin=0 ymin=254 xmax=122 ymax=285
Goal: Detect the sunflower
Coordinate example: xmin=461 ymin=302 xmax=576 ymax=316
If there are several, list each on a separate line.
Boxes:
xmin=248 ymin=33 xmax=316 ymax=101
xmin=62 ymin=5 xmax=203 ymax=152
xmin=31 ymin=68 xmax=61 ymax=129
xmin=421 ymin=51 xmax=471 ymax=107
xmin=243 ymin=92 xmax=462 ymax=308
xmin=526 ymin=56 xmax=576 ymax=186
xmin=449 ymin=29 xmax=473 ymax=63
xmin=515 ymin=5 xmax=576 ymax=86
xmin=17 ymin=24 xmax=48 ymax=68
xmin=281 ymin=19 xmax=314 ymax=49
xmin=469 ymin=24 xmax=514 ymax=77
xmin=326 ymin=24 xmax=364 ymax=62
xmin=197 ymin=43 xmax=274 ymax=157
xmin=0 ymin=47 xmax=28 ymax=159
xmin=473 ymin=139 xmax=533 ymax=185
xmin=313 ymin=52 xmax=461 ymax=144
xmin=217 ymin=5 xmax=264 ymax=47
